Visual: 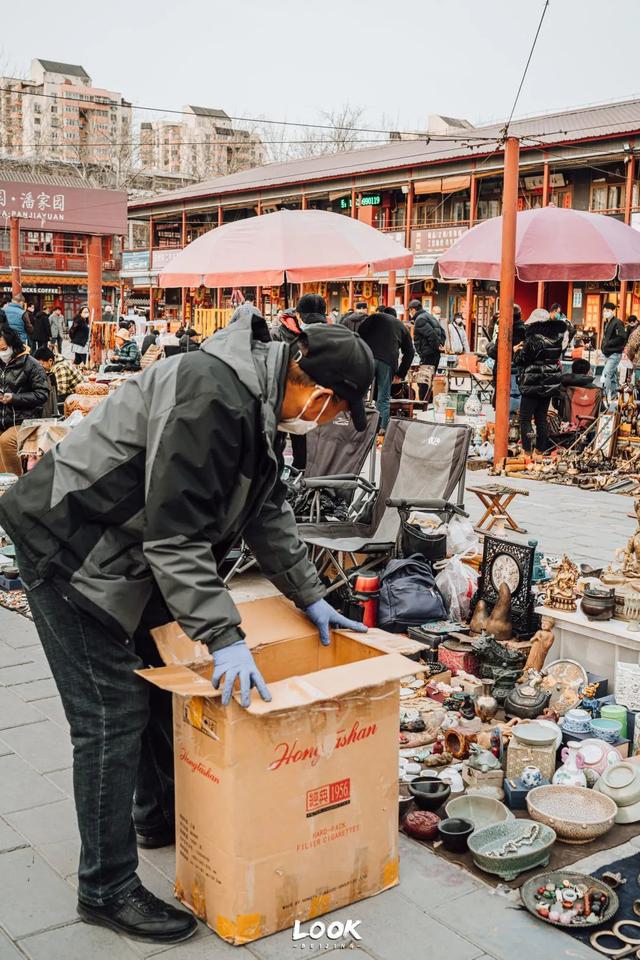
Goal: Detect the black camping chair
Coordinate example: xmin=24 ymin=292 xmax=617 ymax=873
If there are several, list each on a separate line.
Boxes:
xmin=298 ymin=417 xmax=472 ymax=597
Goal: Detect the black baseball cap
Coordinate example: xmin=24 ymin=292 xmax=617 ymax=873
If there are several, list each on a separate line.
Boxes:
xmin=296 ymin=325 xmax=374 ymax=431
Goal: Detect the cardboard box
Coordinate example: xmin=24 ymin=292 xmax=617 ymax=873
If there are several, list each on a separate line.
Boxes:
xmin=138 ymin=597 xmax=415 ymax=945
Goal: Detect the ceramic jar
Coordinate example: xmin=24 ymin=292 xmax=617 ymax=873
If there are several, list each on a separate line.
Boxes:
xmin=474 ymin=679 xmax=499 ymax=723
xmin=576 ymin=740 xmax=622 ymax=786
xmin=561 ymin=708 xmax=592 ymax=734
xmin=521 ymin=766 xmax=544 ymax=788
xmin=552 ymin=741 xmax=587 ymax=788
xmin=504 ymin=683 xmax=549 ymax=720
xmin=580 ymin=586 xmax=616 ymax=621
xmin=600 ymin=704 xmax=628 ymax=739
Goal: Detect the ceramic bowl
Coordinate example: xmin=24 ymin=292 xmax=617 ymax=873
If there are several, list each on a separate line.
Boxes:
xmin=511 ymin=721 xmax=559 ymax=747
xmin=560 ymin=708 xmax=592 ymax=734
xmin=521 ymin=871 xmax=619 ymax=928
xmin=408 ymin=777 xmax=451 ymax=811
xmin=399 ymin=783 xmax=414 ymax=823
xmin=445 ymin=795 xmax=514 ymax=831
xmin=437 ymin=817 xmax=474 ymax=852
xmin=467 ymin=819 xmax=556 ymax=881
xmin=576 ymin=740 xmax=622 ymax=785
xmin=526 ymin=785 xmax=617 ymax=843
xmin=590 ymin=718 xmax=622 ymax=743
xmin=594 ymin=762 xmax=640 ymax=823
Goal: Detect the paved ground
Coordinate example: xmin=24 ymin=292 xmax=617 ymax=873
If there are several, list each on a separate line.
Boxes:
xmin=0 ymin=476 xmax=635 ymax=960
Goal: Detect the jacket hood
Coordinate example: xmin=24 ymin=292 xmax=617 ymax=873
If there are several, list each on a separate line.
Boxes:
xmin=201 ymin=302 xmax=289 ymax=442
xmin=524 ymin=317 xmax=567 ymax=338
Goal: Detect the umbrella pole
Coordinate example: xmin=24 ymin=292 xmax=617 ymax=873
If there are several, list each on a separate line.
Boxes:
xmin=284 ymin=272 xmax=289 ymax=309
xmin=494 ymin=137 xmax=520 ymax=467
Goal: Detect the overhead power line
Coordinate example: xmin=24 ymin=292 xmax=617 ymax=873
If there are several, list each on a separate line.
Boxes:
xmin=503 ymin=0 xmax=550 ymax=137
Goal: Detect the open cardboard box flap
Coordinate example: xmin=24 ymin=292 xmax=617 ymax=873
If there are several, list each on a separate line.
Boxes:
xmin=138 ymin=596 xmax=417 ymax=714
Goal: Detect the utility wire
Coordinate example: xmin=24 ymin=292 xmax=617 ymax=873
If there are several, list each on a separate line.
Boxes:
xmin=502 ymin=0 xmax=550 ymax=137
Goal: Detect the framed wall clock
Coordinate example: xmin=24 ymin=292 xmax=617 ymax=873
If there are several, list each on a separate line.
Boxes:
xmin=479 ymin=535 xmax=535 ymax=614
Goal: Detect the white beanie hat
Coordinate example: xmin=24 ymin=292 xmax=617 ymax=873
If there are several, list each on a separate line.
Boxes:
xmin=525 ymin=308 xmax=550 ymax=325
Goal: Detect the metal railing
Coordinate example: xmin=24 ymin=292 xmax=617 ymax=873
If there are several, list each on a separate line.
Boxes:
xmin=193 ymin=307 xmax=234 ymax=338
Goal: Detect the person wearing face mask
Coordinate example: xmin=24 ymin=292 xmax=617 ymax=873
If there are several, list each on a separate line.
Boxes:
xmin=0 ymin=325 xmax=49 ymax=475
xmin=69 ymin=306 xmax=90 ymax=366
xmin=0 ymin=303 xmax=373 ymax=946
xmin=601 ymin=301 xmax=627 ymax=400
xmin=271 ymin=294 xmax=328 ymax=469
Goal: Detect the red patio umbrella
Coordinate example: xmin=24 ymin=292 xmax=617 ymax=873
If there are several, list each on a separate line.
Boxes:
xmin=437 ymin=205 xmax=640 ymax=282
xmin=158 ymin=208 xmax=413 ymax=287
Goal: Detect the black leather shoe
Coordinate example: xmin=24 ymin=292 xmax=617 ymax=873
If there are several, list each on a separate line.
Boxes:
xmin=77 ymin=883 xmax=198 ymax=943
xmin=136 ymin=826 xmax=175 ymax=848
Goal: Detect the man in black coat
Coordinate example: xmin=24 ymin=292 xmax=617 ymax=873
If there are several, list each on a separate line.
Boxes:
xmin=359 ymin=307 xmax=414 ymax=431
xmin=408 ymin=299 xmax=441 ymax=400
xmin=32 ymin=306 xmax=51 ymax=352
xmin=340 ymin=301 xmax=368 ymax=333
xmin=514 ymin=308 xmax=567 ymax=453
xmin=601 ymin=300 xmax=627 ymax=400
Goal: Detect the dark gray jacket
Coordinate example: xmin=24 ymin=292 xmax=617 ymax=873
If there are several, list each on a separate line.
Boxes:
xmin=0 ymin=308 xmax=324 ymax=651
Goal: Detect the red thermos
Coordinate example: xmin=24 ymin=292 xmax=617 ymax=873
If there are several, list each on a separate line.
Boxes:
xmin=353 ymin=573 xmax=380 ymax=628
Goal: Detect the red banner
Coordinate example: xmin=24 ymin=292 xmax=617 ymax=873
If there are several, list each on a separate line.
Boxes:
xmin=0 ymin=180 xmax=127 ymax=236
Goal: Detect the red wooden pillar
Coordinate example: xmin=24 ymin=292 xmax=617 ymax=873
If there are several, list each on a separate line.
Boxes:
xmin=148 ymin=215 xmax=154 ymax=321
xmin=536 ymin=159 xmax=551 ymax=308
xmin=494 ymin=137 xmax=520 ymax=466
xmin=217 ymin=204 xmax=223 ymax=227
xmin=403 ymin=181 xmax=414 ymax=314
xmin=87 ymin=235 xmax=103 ymax=330
xmin=465 ymin=172 xmax=478 ymax=344
xmin=301 ymin=193 xmax=307 ymax=210
xmin=9 ymin=217 xmax=21 ymax=298
xmin=620 ymin=154 xmax=636 ymax=320
xmin=387 ymin=270 xmax=396 ymax=307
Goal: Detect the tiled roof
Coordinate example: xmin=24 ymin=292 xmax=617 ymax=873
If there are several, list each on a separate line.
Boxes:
xmin=130 ymin=97 xmax=640 ymax=210
xmin=187 ymin=106 xmax=230 ymax=120
xmin=35 ymin=59 xmax=89 ymax=79
xmin=0 ymin=159 xmax=91 ymax=188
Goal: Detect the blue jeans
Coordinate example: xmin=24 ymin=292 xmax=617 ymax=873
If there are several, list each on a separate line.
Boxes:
xmin=510 ymin=372 xmax=521 ymax=414
xmin=15 ymin=546 xmax=174 ymax=906
xmin=602 ymin=353 xmax=622 ymax=398
xmin=374 ymin=359 xmax=392 ymax=431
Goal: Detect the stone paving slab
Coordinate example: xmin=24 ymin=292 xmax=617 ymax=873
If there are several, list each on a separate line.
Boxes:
xmin=0 ymin=687 xmax=49 ymax=731
xmin=43 ymin=767 xmax=73 ymax=798
xmin=0 ymin=817 xmax=28 ymax=853
xmin=0 ymin=929 xmax=24 ymax=960
xmin=17 ymin=922 xmax=140 ymax=960
xmin=0 ymin=754 xmax=65 ymax=814
xmin=0 ymin=641 xmax=34 ymax=669
xmin=0 ymin=847 xmax=78 ymax=938
xmin=8 ymin=679 xmax=58 ymax=702
xmin=0 ymin=658 xmax=52 ymax=687
xmin=0 ymin=719 xmax=72 ymax=774
xmin=32 ymin=696 xmax=68 ymax=730
xmin=4 ymin=798 xmax=79 ymax=848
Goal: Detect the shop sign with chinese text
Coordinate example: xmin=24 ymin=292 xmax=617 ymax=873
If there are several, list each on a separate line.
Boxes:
xmin=0 ymin=181 xmax=127 ymax=235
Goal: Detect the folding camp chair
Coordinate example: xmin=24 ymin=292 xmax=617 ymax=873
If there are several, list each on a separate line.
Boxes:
xmin=548 ymin=384 xmax=604 ymax=451
xmin=289 ymin=407 xmax=380 ymax=523
xmin=223 ymin=408 xmax=380 ymax=584
xmin=298 ymin=417 xmax=472 ymax=596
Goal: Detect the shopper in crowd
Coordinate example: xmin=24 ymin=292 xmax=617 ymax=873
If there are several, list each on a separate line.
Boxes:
xmin=141 ymin=327 xmax=159 ymax=356
xmin=105 ymin=328 xmax=141 ymax=371
xmin=3 ymin=293 xmax=30 ymax=345
xmin=32 ymin=305 xmax=52 ymax=352
xmin=359 ymin=307 xmax=414 ymax=433
xmin=0 ymin=325 xmax=49 ymax=475
xmin=330 ymin=307 xmax=340 ymax=324
xmin=35 ymin=346 xmax=83 ymax=403
xmin=179 ymin=327 xmax=201 ymax=353
xmin=431 ymin=303 xmax=446 ymax=340
xmin=408 ymin=298 xmax=442 ymax=400
xmin=69 ymin=307 xmax=90 ymax=366
xmin=445 ymin=311 xmax=470 ymax=354
xmin=102 ymin=303 xmax=115 ymax=322
xmin=601 ymin=300 xmax=627 ymax=400
xmin=1 ymin=308 xmax=372 ymax=945
xmin=624 ymin=318 xmax=640 ymax=388
xmin=560 ymin=356 xmax=596 ymax=388
xmin=33 ymin=347 xmax=59 ymax=417
xmin=514 ymin=307 xmax=566 ymax=454
xmin=486 ymin=304 xmax=526 ymax=412
xmin=340 ymin=300 xmax=368 ymax=333
xmin=48 ymin=307 xmax=65 ymax=353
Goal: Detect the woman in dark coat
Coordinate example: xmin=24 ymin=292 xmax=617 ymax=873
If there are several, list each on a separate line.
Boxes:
xmin=0 ymin=324 xmax=49 ymax=475
xmin=69 ymin=307 xmax=90 ymax=366
xmin=513 ymin=308 xmax=567 ymax=454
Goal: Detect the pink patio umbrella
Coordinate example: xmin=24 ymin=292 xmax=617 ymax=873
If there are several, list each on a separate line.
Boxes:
xmin=437 ymin=205 xmax=640 ymax=282
xmin=159 ymin=208 xmax=413 ymax=287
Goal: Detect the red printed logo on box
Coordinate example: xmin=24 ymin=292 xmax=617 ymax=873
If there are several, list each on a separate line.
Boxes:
xmin=306 ymin=778 xmax=351 ymax=818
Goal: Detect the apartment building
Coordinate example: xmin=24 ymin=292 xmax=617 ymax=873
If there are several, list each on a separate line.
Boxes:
xmin=139 ymin=105 xmax=263 ymax=180
xmin=0 ymin=59 xmax=132 ymax=169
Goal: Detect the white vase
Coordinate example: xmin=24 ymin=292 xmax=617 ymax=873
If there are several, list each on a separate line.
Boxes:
xmin=464 ymin=390 xmax=482 ymax=417
xmin=553 ymin=741 xmax=587 ymax=788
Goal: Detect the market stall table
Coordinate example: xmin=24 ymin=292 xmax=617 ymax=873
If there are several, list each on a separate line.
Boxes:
xmin=444 ymin=367 xmax=494 ymax=402
xmin=467 ymin=482 xmax=529 ymax=534
xmin=535 ymin=603 xmax=640 ymax=687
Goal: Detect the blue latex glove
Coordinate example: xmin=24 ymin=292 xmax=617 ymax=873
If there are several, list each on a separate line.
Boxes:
xmin=304 ymin=598 xmax=368 ymax=647
xmin=211 ymin=640 xmax=271 ymax=708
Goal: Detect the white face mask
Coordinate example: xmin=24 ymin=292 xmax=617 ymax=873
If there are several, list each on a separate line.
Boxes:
xmin=278 ymin=389 xmax=333 ymax=435
xmin=603 ymin=309 xmax=614 ymax=320
xmin=0 ymin=348 xmax=13 ymax=363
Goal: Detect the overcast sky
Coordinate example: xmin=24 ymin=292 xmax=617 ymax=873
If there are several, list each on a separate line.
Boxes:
xmin=3 ymin=0 xmax=640 ymax=136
